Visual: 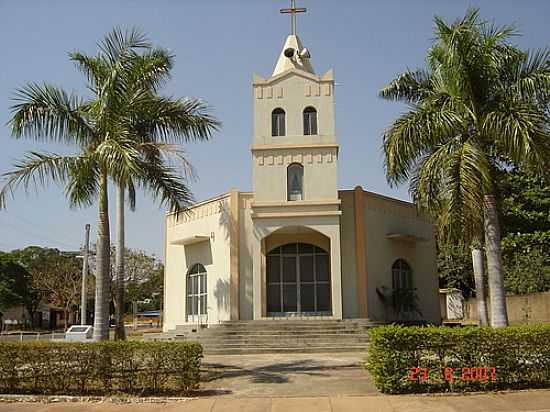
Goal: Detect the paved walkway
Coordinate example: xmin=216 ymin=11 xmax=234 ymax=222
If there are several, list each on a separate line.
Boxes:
xmin=201 ymin=352 xmax=376 ymax=397
xmin=1 ymin=391 xmax=550 ymax=412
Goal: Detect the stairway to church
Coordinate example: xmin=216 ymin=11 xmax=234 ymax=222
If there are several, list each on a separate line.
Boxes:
xmin=157 ymin=319 xmax=380 ymax=355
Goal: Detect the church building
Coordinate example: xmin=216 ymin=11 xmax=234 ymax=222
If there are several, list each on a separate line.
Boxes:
xmin=163 ymin=5 xmax=440 ymax=331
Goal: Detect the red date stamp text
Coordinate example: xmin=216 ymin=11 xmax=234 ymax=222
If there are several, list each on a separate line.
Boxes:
xmin=408 ymin=367 xmax=496 ymax=382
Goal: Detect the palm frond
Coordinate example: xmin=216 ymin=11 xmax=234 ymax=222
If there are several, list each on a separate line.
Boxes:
xmin=0 ymin=152 xmax=80 ymax=209
xmin=97 ymin=27 xmax=150 ymax=64
xmin=383 ymin=101 xmax=465 ymax=186
xmin=512 ymin=48 xmax=550 ymax=103
xmin=69 ymin=52 xmax=110 ymax=90
xmin=379 ymin=69 xmax=433 ymax=103
xmin=126 ymin=48 xmax=174 ymax=94
xmin=134 ymin=160 xmax=194 ymax=213
xmin=483 ymin=101 xmax=550 ymax=169
xmin=65 ymin=156 xmax=100 ymax=208
xmin=9 ymin=83 xmax=94 ymax=145
xmin=94 ymin=137 xmax=141 ymax=182
xmin=131 ymin=95 xmax=221 ymax=143
xmin=137 ymin=142 xmax=197 ymax=180
xmin=126 ymin=179 xmax=137 ymax=211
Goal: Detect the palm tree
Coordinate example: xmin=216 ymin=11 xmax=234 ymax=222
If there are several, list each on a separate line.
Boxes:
xmin=70 ymin=31 xmax=219 ymax=340
xmin=0 ymin=28 xmax=220 ymax=340
xmin=380 ymin=9 xmax=550 ymax=327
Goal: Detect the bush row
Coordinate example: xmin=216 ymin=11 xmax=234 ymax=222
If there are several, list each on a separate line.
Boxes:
xmin=0 ymin=340 xmax=203 ymax=395
xmin=365 ymin=324 xmax=550 ymax=394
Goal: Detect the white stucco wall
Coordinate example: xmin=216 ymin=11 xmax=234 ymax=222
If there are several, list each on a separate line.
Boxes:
xmin=163 ymin=196 xmax=232 ymax=331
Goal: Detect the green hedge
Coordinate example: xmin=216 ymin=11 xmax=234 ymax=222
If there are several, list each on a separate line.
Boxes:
xmin=0 ymin=341 xmax=203 ymax=395
xmin=366 ymin=325 xmax=550 ymax=394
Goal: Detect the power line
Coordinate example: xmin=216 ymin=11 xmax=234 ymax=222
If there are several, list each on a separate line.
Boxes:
xmin=0 ymin=216 xmax=79 ymax=250
xmin=7 ymin=212 xmax=83 ymax=245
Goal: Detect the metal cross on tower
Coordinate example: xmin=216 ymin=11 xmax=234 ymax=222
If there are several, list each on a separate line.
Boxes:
xmin=280 ymin=0 xmax=307 ymax=36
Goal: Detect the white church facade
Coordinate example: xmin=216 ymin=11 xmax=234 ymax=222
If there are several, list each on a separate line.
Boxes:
xmin=163 ymin=14 xmax=440 ymax=331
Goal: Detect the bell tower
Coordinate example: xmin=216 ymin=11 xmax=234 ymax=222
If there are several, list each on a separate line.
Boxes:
xmin=251 ymin=1 xmax=338 ymax=204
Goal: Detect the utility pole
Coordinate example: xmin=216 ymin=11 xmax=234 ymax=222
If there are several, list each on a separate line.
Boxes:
xmin=80 ymin=224 xmax=90 ymax=325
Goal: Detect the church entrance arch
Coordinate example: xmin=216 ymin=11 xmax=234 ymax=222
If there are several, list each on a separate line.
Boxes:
xmin=266 ymin=242 xmax=331 ymax=315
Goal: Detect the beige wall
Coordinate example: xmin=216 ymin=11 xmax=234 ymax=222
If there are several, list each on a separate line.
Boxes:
xmin=252 ymin=68 xmax=338 ymax=204
xmin=465 ymin=292 xmax=550 ymax=325
xmin=252 ymin=146 xmax=338 ymax=203
xmin=245 ymin=212 xmax=343 ymax=320
xmin=338 ymin=191 xmax=359 ymax=318
xmin=357 ymin=191 xmax=440 ymax=324
xmin=163 ymin=195 xmax=233 ymax=331
xmin=164 ymin=188 xmax=441 ymax=327
xmin=253 ymin=70 xmax=335 ymax=145
xmin=238 ymin=193 xmax=255 ymax=321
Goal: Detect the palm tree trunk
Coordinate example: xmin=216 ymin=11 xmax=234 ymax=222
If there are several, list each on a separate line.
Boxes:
xmin=471 ymin=246 xmax=489 ymax=326
xmin=483 ymin=194 xmax=508 ymax=328
xmin=93 ymin=171 xmax=111 ymax=341
xmin=114 ymin=184 xmax=126 ymax=340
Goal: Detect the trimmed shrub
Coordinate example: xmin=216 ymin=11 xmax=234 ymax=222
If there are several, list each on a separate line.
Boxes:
xmin=0 ymin=340 xmax=202 ymax=395
xmin=366 ymin=324 xmax=550 ymax=394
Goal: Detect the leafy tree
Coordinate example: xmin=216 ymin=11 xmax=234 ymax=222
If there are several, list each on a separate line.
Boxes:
xmin=380 ymin=9 xmax=550 ymax=327
xmin=123 ymin=249 xmax=163 ymax=325
xmin=437 ymin=242 xmax=475 ymax=298
xmin=9 ymin=247 xmax=82 ymax=329
xmin=1 ymin=28 xmax=219 ymax=341
xmin=0 ymin=253 xmax=29 ymax=313
xmin=0 ymin=250 xmax=43 ymax=327
xmin=499 ymin=168 xmax=550 ymax=294
xmin=438 ymin=168 xmax=550 ymax=298
xmin=88 ymin=246 xmax=163 ymax=315
xmin=503 ymin=249 xmax=550 ymax=294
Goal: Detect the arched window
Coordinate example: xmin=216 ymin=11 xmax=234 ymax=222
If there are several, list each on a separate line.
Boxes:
xmin=392 ymin=259 xmax=412 ymax=290
xmin=272 ymin=108 xmax=286 ymax=136
xmin=287 ymin=163 xmax=304 ymax=201
xmin=267 ymin=243 xmax=331 ymax=314
xmin=186 ymin=263 xmax=207 ymax=320
xmin=303 ymin=106 xmax=318 ymax=135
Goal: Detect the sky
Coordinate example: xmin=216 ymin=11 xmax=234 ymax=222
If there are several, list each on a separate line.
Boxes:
xmin=0 ymin=0 xmax=549 ymax=258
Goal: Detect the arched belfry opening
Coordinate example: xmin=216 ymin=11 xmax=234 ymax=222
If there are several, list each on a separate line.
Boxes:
xmin=303 ymin=106 xmax=317 ymax=135
xmin=272 ymin=108 xmax=286 ymax=136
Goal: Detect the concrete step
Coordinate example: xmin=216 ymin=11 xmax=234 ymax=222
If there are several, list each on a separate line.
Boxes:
xmin=173 ymin=325 xmax=376 ymax=333
xmin=176 ymin=329 xmax=372 ymax=337
xmin=186 ymin=342 xmax=370 ymax=350
xmin=181 ymin=332 xmax=371 ymax=340
xmin=179 ymin=337 xmax=370 ymax=346
xmin=202 ymin=345 xmax=370 ymax=355
xmin=155 ymin=320 xmax=378 ymax=354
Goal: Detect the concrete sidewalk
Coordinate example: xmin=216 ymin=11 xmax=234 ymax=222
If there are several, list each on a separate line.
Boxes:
xmin=1 ymin=391 xmax=550 ymax=412
xmin=201 ymin=352 xmax=376 ymax=397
